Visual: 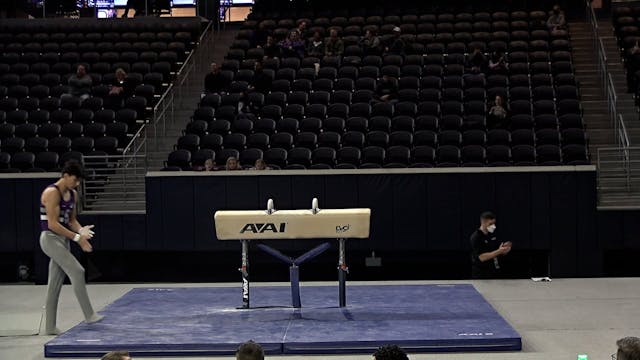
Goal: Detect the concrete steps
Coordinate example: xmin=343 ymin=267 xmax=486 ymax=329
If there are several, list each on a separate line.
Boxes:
xmin=568 ymin=20 xmax=640 ymax=209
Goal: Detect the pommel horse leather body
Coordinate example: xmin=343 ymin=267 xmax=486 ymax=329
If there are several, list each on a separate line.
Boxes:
xmin=214 ymin=209 xmax=371 ymax=240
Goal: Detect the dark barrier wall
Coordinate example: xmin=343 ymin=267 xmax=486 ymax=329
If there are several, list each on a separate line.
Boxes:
xmin=5 ymin=167 xmax=640 ymax=281
xmin=146 ymin=167 xmax=599 ymax=277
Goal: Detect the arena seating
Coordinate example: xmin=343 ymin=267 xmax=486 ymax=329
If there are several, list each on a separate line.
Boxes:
xmin=612 ymin=6 xmax=640 ymax=94
xmin=0 ymin=17 xmax=204 ymax=173
xmin=166 ymin=8 xmax=589 ymax=169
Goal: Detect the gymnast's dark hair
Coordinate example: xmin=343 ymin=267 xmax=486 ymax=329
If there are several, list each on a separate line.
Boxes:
xmin=480 ymin=211 xmax=496 ymax=220
xmin=373 ymin=344 xmax=409 ymax=360
xmin=61 ymin=160 xmax=85 ymax=179
xmin=236 ymin=340 xmax=264 ymax=360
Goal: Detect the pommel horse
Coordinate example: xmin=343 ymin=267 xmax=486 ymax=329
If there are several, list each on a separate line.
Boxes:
xmin=214 ymin=198 xmax=371 ymax=309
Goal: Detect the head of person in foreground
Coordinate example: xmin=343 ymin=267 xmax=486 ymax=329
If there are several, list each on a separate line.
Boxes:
xmin=236 ymin=340 xmax=264 ymax=360
xmin=373 ymin=344 xmax=409 ymax=360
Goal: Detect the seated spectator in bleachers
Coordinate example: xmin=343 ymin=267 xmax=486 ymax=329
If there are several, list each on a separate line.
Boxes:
xmin=249 ymin=61 xmax=272 ymax=94
xmin=252 ymin=22 xmax=271 ymax=48
xmin=547 ymin=5 xmax=566 ymax=33
xmin=201 ymin=158 xmax=216 ymax=171
xmin=109 ymin=68 xmax=134 ymax=98
xmin=293 ymin=21 xmax=307 ymax=38
xmin=101 ymin=350 xmax=131 ymax=360
xmin=489 ymin=51 xmax=508 ymax=75
xmin=226 ymin=157 xmax=242 ymax=171
xmin=252 ymin=159 xmax=271 ymax=170
xmin=204 ymin=62 xmax=225 ymax=95
xmin=360 ymin=29 xmax=381 ymax=56
xmin=377 ymin=74 xmax=398 ymax=103
xmin=465 ymin=47 xmax=488 ymax=78
xmin=263 ymin=36 xmax=281 ymax=59
xmin=236 ymin=340 xmax=264 ymax=360
xmin=65 ymin=64 xmax=92 ymax=101
xmin=384 ymin=27 xmax=405 ymax=56
xmin=615 ymin=336 xmax=640 ymax=360
xmin=373 ymin=344 xmax=409 ymax=360
xmin=325 ymin=29 xmax=345 ymax=57
xmin=279 ymin=31 xmax=306 ymax=59
xmin=488 ymin=95 xmax=509 ymax=129
xmin=307 ymin=31 xmax=326 ymax=58
xmin=627 ymin=41 xmax=640 ymax=92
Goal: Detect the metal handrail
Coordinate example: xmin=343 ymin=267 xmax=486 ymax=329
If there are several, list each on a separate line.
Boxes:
xmin=618 ymin=114 xmax=630 ymax=148
xmin=122 ymin=19 xmax=215 ymax=157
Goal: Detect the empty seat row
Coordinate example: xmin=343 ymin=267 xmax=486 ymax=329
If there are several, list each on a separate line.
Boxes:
xmin=176 ymin=127 xmax=586 ymax=153
xmin=166 ymin=142 xmax=588 ymax=170
xmin=1 ymin=135 xmax=119 ymax=156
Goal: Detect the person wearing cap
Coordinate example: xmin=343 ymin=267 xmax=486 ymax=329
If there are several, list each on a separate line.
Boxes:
xmin=385 ymin=27 xmax=405 ymax=56
xmin=38 ymin=160 xmax=104 ymax=335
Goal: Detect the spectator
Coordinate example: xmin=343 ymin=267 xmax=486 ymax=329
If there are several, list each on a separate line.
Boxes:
xmin=384 ymin=27 xmax=405 ymax=56
xmin=252 ymin=159 xmax=271 ymax=170
xmin=204 ymin=62 xmax=225 ymax=95
xmin=249 ymin=61 xmax=272 ymax=95
xmin=360 ymin=29 xmax=381 ymax=56
xmin=627 ymin=41 xmax=640 ymax=91
xmin=488 ymin=51 xmax=508 ymax=75
xmin=325 ymin=29 xmax=344 ymax=57
xmin=202 ymin=158 xmax=215 ymax=171
xmin=108 ymin=68 xmax=133 ymax=98
xmin=225 ymin=157 xmax=242 ymax=171
xmin=307 ymin=31 xmax=325 ymax=58
xmin=488 ymin=95 xmax=509 ymax=129
xmin=615 ymin=337 xmax=640 ymax=360
xmin=263 ymin=36 xmax=281 ymax=59
xmin=251 ymin=22 xmax=271 ymax=48
xmin=465 ymin=46 xmax=487 ymax=76
xmin=236 ymin=340 xmax=264 ymax=360
xmin=377 ymin=74 xmax=398 ymax=102
xmin=547 ymin=5 xmax=566 ymax=33
xmin=279 ymin=31 xmax=306 ymax=59
xmin=373 ymin=345 xmax=409 ymax=360
xmin=293 ymin=21 xmax=307 ymax=39
xmin=66 ymin=64 xmax=92 ymax=101
xmin=101 ymin=350 xmax=131 ymax=360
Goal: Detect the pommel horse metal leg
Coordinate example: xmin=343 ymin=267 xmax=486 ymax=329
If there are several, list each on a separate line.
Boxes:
xmin=236 ymin=198 xmax=276 ymax=309
xmin=239 ymin=239 xmax=250 ymax=309
xmin=338 ymin=238 xmax=348 ymax=307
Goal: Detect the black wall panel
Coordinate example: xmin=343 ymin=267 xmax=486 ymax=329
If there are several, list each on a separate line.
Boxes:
xmin=392 ymin=174 xmax=427 ymax=251
xmin=161 ymin=177 xmax=195 ymax=250
xmin=426 ymin=175 xmax=461 ymax=250
xmin=0 ymin=181 xmax=17 ymax=252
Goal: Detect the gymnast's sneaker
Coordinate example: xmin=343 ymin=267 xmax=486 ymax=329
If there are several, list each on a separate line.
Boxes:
xmin=40 ymin=327 xmax=61 ymax=336
xmin=86 ymin=314 xmax=104 ymax=324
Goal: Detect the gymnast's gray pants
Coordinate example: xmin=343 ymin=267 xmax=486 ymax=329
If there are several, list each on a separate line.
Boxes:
xmin=39 ymin=231 xmax=95 ymax=331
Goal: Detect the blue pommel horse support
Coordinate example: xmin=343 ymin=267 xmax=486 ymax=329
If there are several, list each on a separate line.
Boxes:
xmin=214 ymin=198 xmax=371 ymax=309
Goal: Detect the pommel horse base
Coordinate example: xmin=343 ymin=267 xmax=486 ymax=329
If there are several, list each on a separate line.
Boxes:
xmin=214 ymin=198 xmax=371 ymax=309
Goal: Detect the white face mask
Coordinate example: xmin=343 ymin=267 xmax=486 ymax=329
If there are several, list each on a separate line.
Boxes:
xmin=487 ymin=224 xmax=496 ymax=233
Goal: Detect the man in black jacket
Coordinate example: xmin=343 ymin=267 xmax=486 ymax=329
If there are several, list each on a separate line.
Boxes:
xmin=470 ymin=211 xmax=512 ymax=279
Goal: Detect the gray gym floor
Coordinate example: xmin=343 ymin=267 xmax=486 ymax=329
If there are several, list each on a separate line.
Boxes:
xmin=1 ymin=278 xmax=638 ymax=360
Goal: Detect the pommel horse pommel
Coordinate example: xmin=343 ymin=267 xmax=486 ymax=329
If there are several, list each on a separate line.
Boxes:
xmin=214 ymin=198 xmax=371 ymax=309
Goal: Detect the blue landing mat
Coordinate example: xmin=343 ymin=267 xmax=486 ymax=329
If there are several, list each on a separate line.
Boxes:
xmin=44 ymin=284 xmax=521 ymax=357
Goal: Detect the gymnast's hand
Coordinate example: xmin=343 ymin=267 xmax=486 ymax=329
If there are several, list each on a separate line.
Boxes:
xmin=78 ymin=236 xmax=93 ymax=253
xmin=79 ymin=225 xmax=95 ymax=239
xmin=78 ymin=225 xmax=95 ymax=252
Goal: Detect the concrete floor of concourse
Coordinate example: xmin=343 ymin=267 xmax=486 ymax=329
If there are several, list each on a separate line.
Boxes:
xmin=1 ymin=278 xmax=639 ymax=360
